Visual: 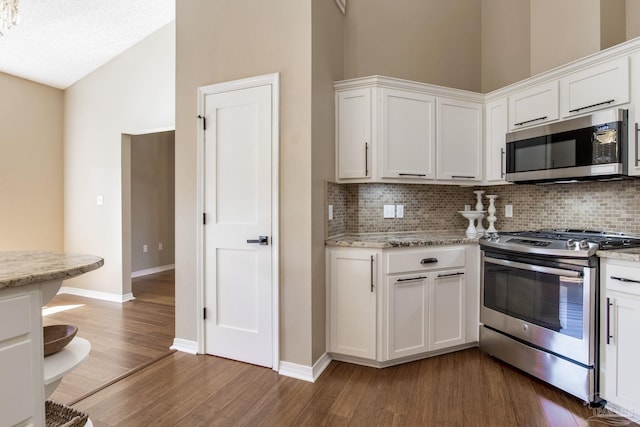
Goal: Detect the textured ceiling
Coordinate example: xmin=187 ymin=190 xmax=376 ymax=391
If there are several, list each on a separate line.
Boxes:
xmin=0 ymin=0 xmax=174 ymax=89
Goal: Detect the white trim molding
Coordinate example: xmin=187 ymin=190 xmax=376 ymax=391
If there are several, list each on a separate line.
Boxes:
xmin=131 ymin=264 xmax=175 ymax=278
xmin=279 ymin=353 xmax=332 ymax=383
xmin=170 ymin=338 xmax=199 ymax=354
xmin=59 ymin=287 xmax=135 ymax=303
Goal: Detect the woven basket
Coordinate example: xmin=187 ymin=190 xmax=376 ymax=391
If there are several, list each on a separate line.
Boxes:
xmin=45 ymin=400 xmax=88 ymax=427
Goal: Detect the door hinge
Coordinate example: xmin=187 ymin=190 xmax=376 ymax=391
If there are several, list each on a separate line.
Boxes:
xmin=203 ymin=213 xmax=206 ymax=225
xmin=203 ymin=307 xmax=207 ymax=320
xmin=197 ymin=114 xmax=207 ymax=130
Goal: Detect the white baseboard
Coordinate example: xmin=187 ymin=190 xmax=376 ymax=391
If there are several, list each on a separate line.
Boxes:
xmin=131 ymin=264 xmax=175 ymax=278
xmin=279 ymin=352 xmax=332 ymax=383
xmin=59 ymin=287 xmax=135 ymax=303
xmin=170 ymin=338 xmax=199 ymax=354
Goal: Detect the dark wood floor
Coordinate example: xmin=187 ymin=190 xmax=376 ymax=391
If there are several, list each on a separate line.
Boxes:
xmin=46 ymin=270 xmax=636 ymax=426
xmin=43 ymin=270 xmax=175 ymax=404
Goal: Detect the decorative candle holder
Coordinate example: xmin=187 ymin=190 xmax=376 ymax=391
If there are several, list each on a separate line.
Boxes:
xmin=459 ymin=211 xmax=485 ymax=237
xmin=486 ymin=195 xmax=498 ymax=233
xmin=473 ymin=190 xmax=485 ymax=211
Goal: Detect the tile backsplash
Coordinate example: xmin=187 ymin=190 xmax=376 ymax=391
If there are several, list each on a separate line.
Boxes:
xmin=327 ymin=179 xmax=640 ymax=237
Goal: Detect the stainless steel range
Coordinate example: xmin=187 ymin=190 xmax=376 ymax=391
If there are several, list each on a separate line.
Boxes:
xmin=479 ymin=229 xmax=640 ymax=404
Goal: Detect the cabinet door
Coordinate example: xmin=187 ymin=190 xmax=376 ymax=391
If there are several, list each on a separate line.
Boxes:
xmin=560 ymin=57 xmax=629 ymax=118
xmin=509 ymin=81 xmax=559 ymax=130
xmin=436 ymin=97 xmax=483 ymax=181
xmin=386 ymin=274 xmax=429 ymax=360
xmin=429 ymin=270 xmax=465 ymax=351
xmin=380 ymin=89 xmax=435 ymax=180
xmin=603 ymin=293 xmax=640 ymax=412
xmin=336 ymin=88 xmax=372 ymax=180
xmin=629 ymin=53 xmax=640 ymax=177
xmin=484 ymin=98 xmax=508 ymax=184
xmin=0 ymin=291 xmax=44 ymax=427
xmin=329 ymin=250 xmax=377 ymax=359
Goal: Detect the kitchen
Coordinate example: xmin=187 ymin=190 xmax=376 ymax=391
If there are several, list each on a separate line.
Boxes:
xmin=4 ymin=0 xmax=640 ymax=425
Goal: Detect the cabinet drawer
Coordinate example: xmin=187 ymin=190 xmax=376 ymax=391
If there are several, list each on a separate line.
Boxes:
xmin=387 ymin=247 xmax=465 ymax=274
xmin=605 ymin=263 xmax=640 ymax=296
xmin=0 ymin=295 xmax=32 ymax=342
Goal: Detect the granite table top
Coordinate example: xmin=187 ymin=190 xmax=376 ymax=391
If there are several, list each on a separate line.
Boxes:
xmin=596 ymin=247 xmax=640 ymax=263
xmin=325 ymin=231 xmax=479 ymax=249
xmin=0 ymin=251 xmax=104 ymax=290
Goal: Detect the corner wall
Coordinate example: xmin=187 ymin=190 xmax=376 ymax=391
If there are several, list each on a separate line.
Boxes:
xmin=0 ymin=73 xmax=64 ymax=251
xmin=63 ymin=22 xmax=175 ymax=296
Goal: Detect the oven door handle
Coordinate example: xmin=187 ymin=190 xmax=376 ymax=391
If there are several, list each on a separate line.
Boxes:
xmin=483 ymin=256 xmax=582 ymax=278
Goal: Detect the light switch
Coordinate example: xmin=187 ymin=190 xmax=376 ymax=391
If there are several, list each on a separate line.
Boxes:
xmin=96 ymin=195 xmax=104 ymax=206
xmin=328 ymin=204 xmax=334 ymax=221
xmin=384 ymin=204 xmax=396 ymax=218
xmin=396 ymin=204 xmax=404 ymax=218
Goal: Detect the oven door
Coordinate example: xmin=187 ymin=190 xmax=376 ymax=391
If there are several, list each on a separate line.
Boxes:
xmin=481 ymin=251 xmax=596 ymax=366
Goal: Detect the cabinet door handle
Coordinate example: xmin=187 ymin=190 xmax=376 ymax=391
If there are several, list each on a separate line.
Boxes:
xmin=420 ymin=258 xmax=438 ymax=264
xmin=568 ymin=99 xmax=614 ymax=113
xmin=514 ymin=116 xmax=547 ymax=126
xmin=399 ymin=173 xmax=427 ymax=177
xmin=365 ymin=142 xmax=369 ymax=176
xmin=437 ymin=272 xmax=464 ymax=278
xmin=396 ymin=276 xmax=427 ymax=283
xmin=500 ymin=148 xmax=505 ymax=178
xmin=451 ymin=175 xmax=476 ymax=179
xmin=606 ymin=297 xmax=613 ymax=345
xmin=370 ymin=255 xmax=374 ymax=293
xmin=611 ymin=276 xmax=640 ymax=284
xmin=635 ymin=123 xmax=639 ymax=168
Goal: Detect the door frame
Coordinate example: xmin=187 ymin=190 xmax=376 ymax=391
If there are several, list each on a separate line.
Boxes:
xmin=195 ymin=73 xmax=280 ymax=370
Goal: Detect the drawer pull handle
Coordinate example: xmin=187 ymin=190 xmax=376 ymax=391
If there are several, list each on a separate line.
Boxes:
xmin=437 ymin=272 xmax=464 ymax=278
xmin=611 ymin=276 xmax=640 ymax=284
xmin=514 ymin=116 xmax=547 ymax=126
xmin=568 ymin=99 xmax=614 ymax=113
xmin=396 ymin=276 xmax=427 ymax=283
xmin=420 ymin=258 xmax=438 ymax=264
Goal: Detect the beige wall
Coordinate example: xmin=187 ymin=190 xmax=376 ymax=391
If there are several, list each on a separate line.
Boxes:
xmin=531 ymin=0 xmax=601 ymax=75
xmin=481 ymin=0 xmax=530 ymax=93
xmin=311 ymin=0 xmax=344 ymax=362
xmin=176 ymin=1 xmax=314 ymax=365
xmin=601 ymin=0 xmax=627 ymax=50
xmin=626 ymin=0 xmax=640 ymax=39
xmin=64 ymin=22 xmax=175 ymax=296
xmin=0 ymin=73 xmax=64 ymax=251
xmin=131 ymin=131 xmax=175 ymax=273
xmin=344 ymin=0 xmax=482 ymax=91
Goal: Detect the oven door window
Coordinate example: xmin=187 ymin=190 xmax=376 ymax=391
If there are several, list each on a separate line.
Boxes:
xmin=484 ymin=263 xmax=584 ymax=339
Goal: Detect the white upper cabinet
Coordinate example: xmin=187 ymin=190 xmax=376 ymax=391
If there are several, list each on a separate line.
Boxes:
xmin=560 ymin=57 xmax=629 ymax=118
xmin=508 ymin=81 xmax=559 ymax=130
xmin=336 ymin=88 xmax=372 ymax=180
xmin=436 ymin=97 xmax=483 ymax=182
xmin=379 ymin=88 xmax=436 ymax=180
xmin=628 ymin=52 xmax=640 ymax=177
xmin=483 ymin=98 xmax=508 ymax=184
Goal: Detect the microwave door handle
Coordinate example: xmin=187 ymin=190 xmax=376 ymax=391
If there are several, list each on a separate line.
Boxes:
xmin=483 ymin=256 xmax=582 ymax=278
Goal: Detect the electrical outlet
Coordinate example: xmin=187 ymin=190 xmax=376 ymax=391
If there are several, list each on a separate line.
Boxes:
xmin=328 ymin=204 xmax=334 ymax=221
xmin=143 ymin=244 xmax=148 ymax=253
xmin=96 ymin=195 xmax=104 ymax=206
xmin=159 ymin=243 xmax=163 ymax=250
xmin=505 ymin=205 xmax=513 ymax=218
xmin=383 ymin=204 xmax=396 ymax=218
xmin=396 ymin=204 xmax=404 ymax=218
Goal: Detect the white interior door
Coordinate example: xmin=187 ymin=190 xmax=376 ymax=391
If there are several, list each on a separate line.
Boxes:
xmin=202 ymin=77 xmax=276 ymax=368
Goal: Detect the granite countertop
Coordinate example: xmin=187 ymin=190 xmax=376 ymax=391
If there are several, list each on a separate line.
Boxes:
xmin=597 ymin=248 xmax=640 ymax=263
xmin=0 ymin=251 xmax=104 ymax=290
xmin=326 ymin=231 xmax=479 ymax=248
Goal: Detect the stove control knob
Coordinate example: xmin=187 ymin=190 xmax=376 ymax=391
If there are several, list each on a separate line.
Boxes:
xmin=579 ymin=239 xmax=589 ymax=250
xmin=490 ymin=232 xmax=499 ymax=241
xmin=566 ymin=239 xmax=576 ymax=249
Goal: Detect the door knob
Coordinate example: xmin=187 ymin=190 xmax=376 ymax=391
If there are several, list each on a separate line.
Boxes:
xmin=247 ymin=236 xmax=269 ymax=245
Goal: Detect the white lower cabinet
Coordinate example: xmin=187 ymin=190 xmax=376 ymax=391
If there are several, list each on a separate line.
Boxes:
xmin=430 ymin=270 xmax=465 ymax=351
xmin=600 ymin=259 xmax=640 ymax=420
xmin=328 ymin=248 xmax=378 ymax=360
xmin=328 ymin=244 xmax=477 ymax=366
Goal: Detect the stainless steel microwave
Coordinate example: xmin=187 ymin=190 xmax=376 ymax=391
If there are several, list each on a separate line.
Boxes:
xmin=505 ymin=109 xmax=628 ymax=184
